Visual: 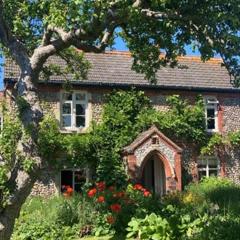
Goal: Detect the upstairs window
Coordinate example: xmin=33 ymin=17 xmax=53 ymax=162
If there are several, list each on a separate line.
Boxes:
xmin=61 ymin=92 xmax=88 ymax=130
xmin=198 ymin=156 xmax=219 ymax=180
xmin=205 ymin=97 xmax=219 ymax=132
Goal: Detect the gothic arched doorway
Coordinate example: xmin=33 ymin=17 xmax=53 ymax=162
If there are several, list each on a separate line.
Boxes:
xmin=141 ymin=153 xmax=166 ymax=196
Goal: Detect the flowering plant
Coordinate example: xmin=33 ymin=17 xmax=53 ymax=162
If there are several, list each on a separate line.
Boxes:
xmin=85 ymin=181 xmax=153 ymax=236
xmin=61 ymin=185 xmax=74 ymax=197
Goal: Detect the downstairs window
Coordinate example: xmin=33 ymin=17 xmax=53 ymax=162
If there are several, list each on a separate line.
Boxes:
xmin=197 ymin=156 xmax=219 ymax=180
xmin=61 ymin=170 xmax=86 ymax=193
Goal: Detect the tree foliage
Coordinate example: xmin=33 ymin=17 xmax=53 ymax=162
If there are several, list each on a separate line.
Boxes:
xmin=1 ymin=0 xmax=240 ymax=83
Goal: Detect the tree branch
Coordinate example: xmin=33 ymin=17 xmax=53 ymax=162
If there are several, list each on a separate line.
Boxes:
xmin=31 ymin=6 xmax=120 ymax=79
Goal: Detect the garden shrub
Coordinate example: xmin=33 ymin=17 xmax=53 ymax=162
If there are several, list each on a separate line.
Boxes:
xmin=190 ymin=214 xmax=240 ymax=240
xmin=12 ymin=196 xmax=87 ymax=240
xmin=85 ymin=182 xmax=158 ymax=237
xmin=185 ymin=177 xmax=240 ymax=215
xmin=13 ymin=178 xmax=240 ymax=240
xmin=126 ymin=213 xmax=173 ymax=240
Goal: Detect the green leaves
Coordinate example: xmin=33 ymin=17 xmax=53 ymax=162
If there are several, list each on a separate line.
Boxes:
xmin=94 ymin=90 xmax=152 ymax=185
xmin=126 ymin=213 xmax=173 ymax=240
xmin=38 ymin=113 xmax=63 ymax=162
xmin=2 ymin=0 xmax=240 ymax=83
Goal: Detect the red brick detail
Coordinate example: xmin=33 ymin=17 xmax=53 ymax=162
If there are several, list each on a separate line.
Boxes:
xmin=219 ymin=156 xmax=226 ymax=177
xmin=138 ymin=151 xmax=176 ymax=192
xmin=218 ymin=104 xmax=224 ymax=133
xmin=127 ymin=154 xmax=137 ymax=179
xmin=174 ymin=153 xmax=182 ymax=191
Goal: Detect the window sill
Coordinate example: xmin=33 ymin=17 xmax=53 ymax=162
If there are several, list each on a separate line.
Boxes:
xmin=60 ymin=127 xmax=89 ymax=134
xmin=206 ymin=129 xmax=219 ymax=134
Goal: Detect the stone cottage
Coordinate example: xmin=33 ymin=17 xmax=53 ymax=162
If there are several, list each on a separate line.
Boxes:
xmin=2 ymin=51 xmax=240 ymax=196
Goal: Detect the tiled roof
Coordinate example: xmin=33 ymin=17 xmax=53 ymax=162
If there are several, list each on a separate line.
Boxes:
xmin=3 ymin=51 xmax=237 ymax=91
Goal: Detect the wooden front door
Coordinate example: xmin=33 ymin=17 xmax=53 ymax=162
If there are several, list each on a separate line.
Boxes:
xmin=142 ymin=154 xmax=166 ymax=196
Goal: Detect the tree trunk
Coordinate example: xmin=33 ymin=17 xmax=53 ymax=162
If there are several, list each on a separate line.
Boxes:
xmin=0 ymin=72 xmax=44 ymax=240
xmin=0 ymin=171 xmax=37 ymax=240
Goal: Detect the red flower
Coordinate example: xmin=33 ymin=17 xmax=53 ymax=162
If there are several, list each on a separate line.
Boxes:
xmin=110 ymin=203 xmax=121 ymax=213
xmin=97 ymin=195 xmax=105 ymax=203
xmin=96 ymin=181 xmax=106 ymax=192
xmin=143 ymin=191 xmax=151 ymax=197
xmin=115 ymin=191 xmax=125 ymax=198
xmin=66 ymin=187 xmax=73 ymax=194
xmin=133 ymin=184 xmax=143 ymax=191
xmin=106 ymin=215 xmax=116 ymax=224
xmin=108 ymin=186 xmax=115 ymax=192
xmin=88 ymin=188 xmax=97 ymax=198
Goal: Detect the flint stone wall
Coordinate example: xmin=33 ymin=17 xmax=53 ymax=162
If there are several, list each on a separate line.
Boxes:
xmin=225 ymin=148 xmax=240 ymax=184
xmin=30 ymin=170 xmax=59 ymax=197
xmin=222 ymin=98 xmax=240 ymax=132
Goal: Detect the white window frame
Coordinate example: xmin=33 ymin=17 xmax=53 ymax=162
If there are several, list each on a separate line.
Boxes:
xmin=204 ymin=96 xmax=219 ymax=133
xmin=197 ymin=156 xmax=220 ymax=179
xmin=60 ymin=91 xmax=90 ymax=131
xmin=60 ymin=169 xmax=86 ymax=193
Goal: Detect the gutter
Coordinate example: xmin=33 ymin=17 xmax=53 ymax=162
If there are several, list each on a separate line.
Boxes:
xmin=4 ymin=78 xmax=240 ymax=93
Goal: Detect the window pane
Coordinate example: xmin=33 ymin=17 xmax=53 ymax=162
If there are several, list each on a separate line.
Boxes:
xmin=208 ymin=158 xmax=217 ymax=165
xmin=63 ymin=93 xmax=72 ymax=101
xmin=62 ymin=103 xmax=71 ymax=114
xmin=76 ymin=116 xmax=85 ymax=127
xmin=74 ymin=184 xmax=82 ymax=193
xmin=74 ymin=171 xmax=85 ymax=183
xmin=209 ymin=170 xmax=218 ymax=176
xmin=76 ymin=104 xmax=85 ymax=115
xmin=207 ymin=118 xmax=215 ymax=129
xmin=207 ymin=108 xmax=215 ymax=118
xmin=76 ymin=93 xmax=86 ymax=101
xmin=199 ymin=170 xmax=206 ymax=180
xmin=62 ymin=115 xmax=71 ymax=127
xmin=209 ymin=165 xmax=218 ymax=168
xmin=61 ymin=171 xmax=73 ymax=193
xmin=74 ymin=170 xmax=86 ymax=193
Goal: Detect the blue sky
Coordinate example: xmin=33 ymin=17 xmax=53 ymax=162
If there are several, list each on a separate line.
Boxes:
xmin=0 ymin=38 xmax=200 ymax=91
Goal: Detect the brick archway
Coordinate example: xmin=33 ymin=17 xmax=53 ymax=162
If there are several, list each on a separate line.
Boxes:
xmin=123 ymin=125 xmax=182 ymax=192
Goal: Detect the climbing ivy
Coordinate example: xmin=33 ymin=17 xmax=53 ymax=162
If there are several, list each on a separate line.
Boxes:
xmin=201 ymin=130 xmax=240 ymax=155
xmin=92 ymin=90 xmax=152 ymax=186
xmin=38 ymin=113 xmax=64 ymax=162
xmin=90 ymin=91 xmax=208 ymax=186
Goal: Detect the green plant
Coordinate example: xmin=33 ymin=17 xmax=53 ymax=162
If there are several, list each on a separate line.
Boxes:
xmin=185 ymin=177 xmax=240 ymax=215
xmin=189 ymin=214 xmax=240 ymax=240
xmin=126 ymin=213 xmax=173 ymax=240
xmin=38 ymin=113 xmax=64 ymax=162
xmin=12 ymin=196 xmax=81 ymax=240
